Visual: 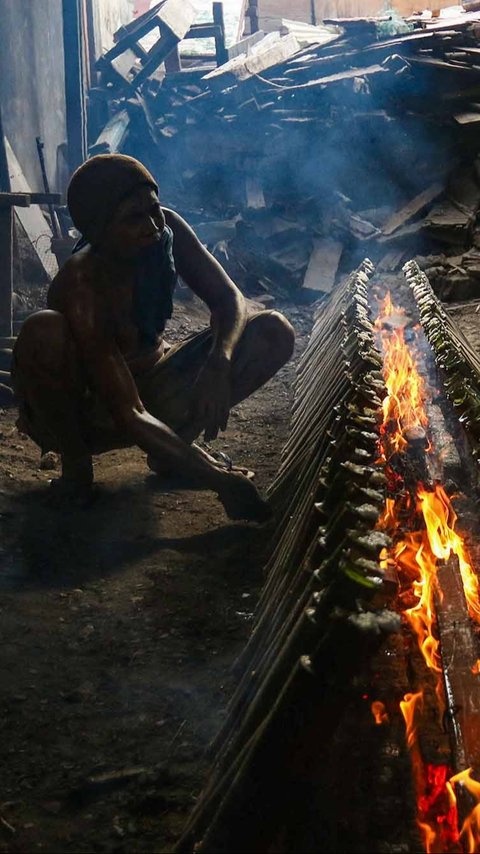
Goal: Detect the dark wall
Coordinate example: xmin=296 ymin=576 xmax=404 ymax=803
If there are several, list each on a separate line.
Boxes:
xmin=0 ymin=0 xmax=67 ymax=193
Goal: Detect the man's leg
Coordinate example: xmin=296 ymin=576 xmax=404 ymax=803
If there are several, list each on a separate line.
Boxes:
xmin=13 ymin=310 xmax=102 ymax=492
xmin=230 ymin=309 xmax=294 ymax=404
xmin=14 ymin=312 xmax=271 ymax=520
xmin=180 ymin=310 xmax=295 ymax=444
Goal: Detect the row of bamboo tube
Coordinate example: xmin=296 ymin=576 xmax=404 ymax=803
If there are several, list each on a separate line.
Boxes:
xmin=176 ymin=260 xmax=401 ymax=853
xmin=406 ymin=260 xmax=480 ymax=468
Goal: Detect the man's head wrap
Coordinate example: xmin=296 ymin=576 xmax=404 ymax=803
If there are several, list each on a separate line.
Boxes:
xmin=67 ymin=154 xmax=158 ymax=246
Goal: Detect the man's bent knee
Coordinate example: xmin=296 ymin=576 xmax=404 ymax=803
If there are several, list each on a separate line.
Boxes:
xmin=15 ymin=310 xmax=72 ymax=371
xmin=14 ymin=310 xmax=80 ymax=392
xmin=249 ymin=310 xmax=295 ymax=367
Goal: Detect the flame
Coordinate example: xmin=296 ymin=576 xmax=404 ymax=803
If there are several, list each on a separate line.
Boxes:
xmin=471 ymin=661 xmax=480 ymax=676
xmin=417 ymin=485 xmax=480 ymax=625
xmin=400 ymin=691 xmax=424 ymax=749
xmin=376 ymin=294 xmax=428 ymax=455
xmin=376 ymin=293 xmax=480 ymax=852
xmin=399 ymin=694 xmax=459 ymax=852
xmin=371 ymin=700 xmax=389 ymax=725
xmin=449 ymin=769 xmax=480 ymax=852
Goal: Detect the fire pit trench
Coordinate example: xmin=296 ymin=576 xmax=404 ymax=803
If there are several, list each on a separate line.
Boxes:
xmin=177 ymin=261 xmax=480 ymax=854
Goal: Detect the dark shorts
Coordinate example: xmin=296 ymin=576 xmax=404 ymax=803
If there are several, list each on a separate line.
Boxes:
xmin=80 ymin=326 xmax=215 ymax=447
xmin=14 ymin=312 xmax=270 ymax=454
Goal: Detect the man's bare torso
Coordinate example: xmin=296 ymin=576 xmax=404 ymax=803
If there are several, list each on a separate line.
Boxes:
xmin=47 ymin=211 xmax=173 ymax=377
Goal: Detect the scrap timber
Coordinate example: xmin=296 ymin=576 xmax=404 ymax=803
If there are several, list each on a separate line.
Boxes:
xmin=87 ymin=6 xmax=480 ymax=305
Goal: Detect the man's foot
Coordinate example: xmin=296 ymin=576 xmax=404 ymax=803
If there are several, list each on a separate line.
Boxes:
xmin=47 ymin=454 xmax=96 ymax=507
xmin=216 ymin=471 xmax=271 ymax=523
xmin=0 ymin=383 xmax=13 ymax=407
xmin=48 ymin=477 xmax=98 ymax=507
xmin=147 ymin=446 xmax=255 ymax=483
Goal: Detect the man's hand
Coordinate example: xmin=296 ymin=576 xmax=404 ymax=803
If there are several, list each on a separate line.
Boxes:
xmin=191 ymin=353 xmax=232 ymax=442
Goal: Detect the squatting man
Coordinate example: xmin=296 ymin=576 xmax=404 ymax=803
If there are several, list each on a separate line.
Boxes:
xmin=12 ymin=154 xmax=295 ymax=520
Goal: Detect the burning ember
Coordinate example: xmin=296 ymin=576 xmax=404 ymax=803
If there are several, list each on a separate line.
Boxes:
xmin=375 ymin=293 xmax=480 ymax=852
xmin=371 ymin=700 xmax=389 ymax=726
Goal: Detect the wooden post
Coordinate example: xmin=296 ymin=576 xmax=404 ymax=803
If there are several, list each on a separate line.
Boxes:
xmin=0 ymin=205 xmax=13 ymax=338
xmin=213 ymin=3 xmax=228 ymax=67
xmin=0 ymin=103 xmax=11 ymax=193
xmin=62 ymin=0 xmax=87 ymax=174
xmin=164 ymin=44 xmax=181 ymax=73
xmin=310 ymin=0 xmax=317 ymax=26
xmin=0 ymin=194 xmax=32 ymax=339
xmin=246 ymin=0 xmax=259 ymax=34
xmin=84 ymin=0 xmax=99 ymax=87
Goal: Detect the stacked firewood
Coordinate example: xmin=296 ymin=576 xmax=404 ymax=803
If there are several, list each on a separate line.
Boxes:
xmin=97 ymin=9 xmax=480 ymax=303
xmin=406 ymin=259 xmax=480 ymax=474
xmin=175 ymin=261 xmax=400 ymax=853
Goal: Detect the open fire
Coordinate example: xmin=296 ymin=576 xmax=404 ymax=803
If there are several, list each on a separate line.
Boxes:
xmin=375 ymin=293 xmax=480 ymax=853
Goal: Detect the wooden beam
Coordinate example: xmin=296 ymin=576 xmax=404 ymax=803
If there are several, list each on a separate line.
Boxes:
xmin=0 ymin=102 xmax=10 ymax=193
xmin=0 ymin=206 xmax=13 ymax=337
xmin=0 ymin=193 xmax=30 ymax=208
xmin=29 ymin=193 xmax=62 ymax=205
xmin=213 ymin=3 xmax=228 ymax=67
xmin=436 ymin=558 xmax=480 ymax=771
xmin=62 ymin=0 xmax=87 ymax=173
xmin=185 ymin=24 xmax=221 ymax=40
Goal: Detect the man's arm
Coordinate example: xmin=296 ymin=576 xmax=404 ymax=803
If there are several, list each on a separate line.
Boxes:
xmin=164 ymin=208 xmax=247 ymax=439
xmin=164 ymin=208 xmax=247 ymax=360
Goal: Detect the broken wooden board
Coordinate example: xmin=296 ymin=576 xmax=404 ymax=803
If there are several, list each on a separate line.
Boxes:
xmin=302 ymin=238 xmax=343 ymax=294
xmin=377 ymin=249 xmax=407 ymax=272
xmin=5 ymin=138 xmax=58 ymax=281
xmin=245 ymin=172 xmax=265 ymax=209
xmin=423 ymin=199 xmax=475 ymax=246
xmin=272 ymin=63 xmax=386 ymax=93
xmin=453 ymin=108 xmax=480 ymax=125
xmin=382 ymin=183 xmax=444 ymax=236
xmin=447 ymin=165 xmax=480 ymax=214
xmin=408 ymin=55 xmax=480 ymax=74
xmin=89 ymin=108 xmax=130 ymax=156
xmin=245 ymin=177 xmax=266 ymax=209
xmin=277 ymin=19 xmax=342 ymax=49
xmin=227 ymin=31 xmax=267 ymax=61
xmin=203 ymin=33 xmax=301 ymax=89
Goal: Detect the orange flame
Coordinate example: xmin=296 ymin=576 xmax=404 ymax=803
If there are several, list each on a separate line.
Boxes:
xmin=450 ymin=769 xmax=480 ymax=852
xmin=400 ymin=691 xmax=424 ymax=749
xmin=371 ymin=700 xmax=389 ymax=725
xmin=399 ymin=694 xmax=459 ymax=852
xmin=376 ymin=294 xmax=428 ymax=455
xmin=376 ymin=293 xmax=480 ymax=852
xmin=471 ymin=660 xmax=480 ymax=676
xmin=417 ymin=485 xmax=480 ymax=626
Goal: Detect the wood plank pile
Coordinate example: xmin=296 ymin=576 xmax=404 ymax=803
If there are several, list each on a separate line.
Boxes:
xmin=174 ymin=261 xmax=400 ymax=852
xmin=91 ymin=5 xmax=480 ymax=303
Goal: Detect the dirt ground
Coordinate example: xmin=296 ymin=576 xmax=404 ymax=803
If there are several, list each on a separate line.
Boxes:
xmin=0 ymin=298 xmax=312 ymax=854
